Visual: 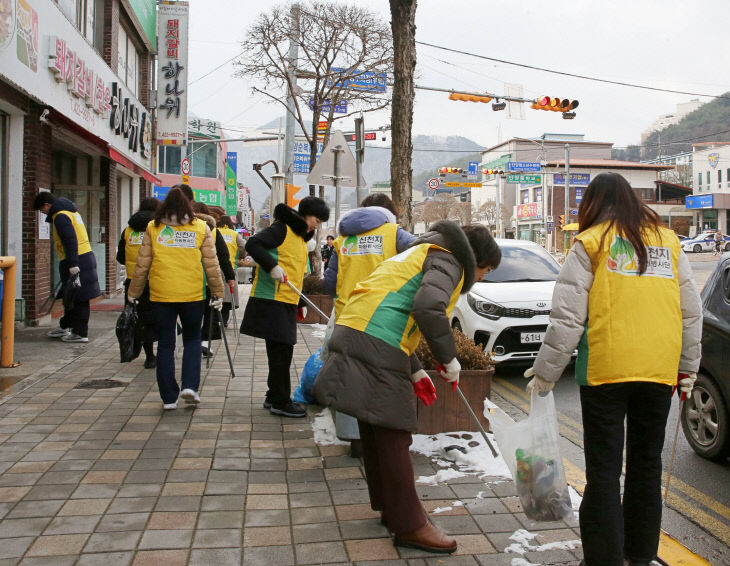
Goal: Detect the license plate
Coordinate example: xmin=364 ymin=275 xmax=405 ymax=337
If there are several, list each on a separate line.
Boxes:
xmin=520 ymin=332 xmax=545 ymax=344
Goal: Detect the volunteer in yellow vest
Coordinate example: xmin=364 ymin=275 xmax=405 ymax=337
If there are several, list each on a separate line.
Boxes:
xmin=314 ymin=222 xmax=501 ymax=554
xmin=526 ymin=173 xmax=702 ymax=566
xmin=241 ymin=197 xmax=330 ymax=418
xmin=34 ymin=192 xmax=101 ymax=344
xmin=128 ymin=187 xmax=225 ymax=410
xmin=116 ymin=197 xmax=159 ymax=368
xmin=322 ymin=193 xmax=416 ymax=457
xmin=216 ymin=215 xmax=245 ymax=327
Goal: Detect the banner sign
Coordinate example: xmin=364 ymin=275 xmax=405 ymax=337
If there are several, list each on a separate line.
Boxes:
xmin=156 ymin=1 xmax=189 ymax=145
xmin=553 ymin=173 xmax=590 ymax=186
xmin=685 ymin=194 xmax=714 ymax=209
xmin=237 ymin=185 xmax=249 ymax=211
xmin=225 ymin=152 xmax=237 ymax=214
xmin=154 ymin=186 xmax=223 ymax=206
xmin=293 ymin=140 xmax=323 ymax=174
xmin=516 ymin=202 xmax=541 ymax=220
xmin=329 ymin=67 xmax=387 ymax=92
xmin=127 ymin=0 xmax=156 ymax=49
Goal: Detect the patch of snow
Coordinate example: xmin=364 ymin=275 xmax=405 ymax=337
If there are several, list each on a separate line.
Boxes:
xmin=452 ymin=500 xmax=464 ymax=507
xmin=431 ymin=506 xmax=452 ymax=514
xmin=416 ymin=467 xmax=467 ymax=485
xmin=312 ymin=409 xmax=348 ymax=446
xmin=506 ymin=528 xmax=581 ymax=555
xmin=309 ymin=323 xmax=327 ymax=338
xmin=510 ymin=558 xmax=540 ymax=566
xmin=569 ymin=485 xmax=582 ymax=510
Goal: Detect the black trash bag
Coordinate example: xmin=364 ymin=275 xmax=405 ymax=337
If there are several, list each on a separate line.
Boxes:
xmin=62 ymin=273 xmax=81 ymax=312
xmin=116 ymin=303 xmax=142 ymax=363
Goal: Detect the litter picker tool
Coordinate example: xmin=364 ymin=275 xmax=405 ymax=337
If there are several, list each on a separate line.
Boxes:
xmin=664 ymin=391 xmax=686 ymax=500
xmin=436 ymin=364 xmax=499 ymax=458
xmin=215 ymin=308 xmax=236 ymax=378
xmin=284 ymin=279 xmax=330 ymax=321
xmin=230 ymin=284 xmax=240 ymax=345
xmin=205 ymin=302 xmax=214 ymax=369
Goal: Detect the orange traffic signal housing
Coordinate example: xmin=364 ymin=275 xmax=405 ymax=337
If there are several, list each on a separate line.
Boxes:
xmin=530 ymin=96 xmax=579 ymax=113
xmin=448 ymin=92 xmax=493 ymax=103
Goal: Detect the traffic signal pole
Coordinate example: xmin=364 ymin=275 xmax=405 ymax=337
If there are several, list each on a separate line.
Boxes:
xmin=284 ymin=3 xmax=300 ymax=186
xmin=495 ymin=174 xmax=502 ymax=238
xmin=564 ymin=144 xmax=570 ymax=253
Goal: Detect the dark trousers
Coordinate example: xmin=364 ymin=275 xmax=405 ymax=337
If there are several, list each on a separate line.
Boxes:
xmin=152 ymin=300 xmax=206 ymax=404
xmin=358 ymin=420 xmax=427 ymax=535
xmin=60 ymin=300 xmax=90 ymax=337
xmin=579 ymin=382 xmax=672 ymax=566
xmin=265 ymin=340 xmax=294 ymax=406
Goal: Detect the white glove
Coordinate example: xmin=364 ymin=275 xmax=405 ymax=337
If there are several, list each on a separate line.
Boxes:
xmin=524 ymin=367 xmax=555 ymax=395
xmin=307 ymin=238 xmax=317 ymax=252
xmin=677 ymin=372 xmax=697 ymax=397
xmin=210 ymin=297 xmax=223 ymax=311
xmin=127 ymin=295 xmax=138 ymax=304
xmin=69 ymin=266 xmax=80 ymax=275
xmin=297 ymin=307 xmax=307 ymax=322
xmin=269 ymin=265 xmax=287 ymax=283
xmin=437 ymin=357 xmax=461 ymax=390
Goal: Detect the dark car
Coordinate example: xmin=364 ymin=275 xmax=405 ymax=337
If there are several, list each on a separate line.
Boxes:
xmin=681 ymin=253 xmax=730 ymax=460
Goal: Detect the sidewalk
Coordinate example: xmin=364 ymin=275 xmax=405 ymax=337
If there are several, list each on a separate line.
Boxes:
xmin=0 ymin=288 xmax=584 ymax=566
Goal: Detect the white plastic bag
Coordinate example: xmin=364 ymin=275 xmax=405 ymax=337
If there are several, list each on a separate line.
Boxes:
xmin=486 ymin=390 xmax=572 ymax=522
xmin=320 ymin=306 xmax=336 ymax=360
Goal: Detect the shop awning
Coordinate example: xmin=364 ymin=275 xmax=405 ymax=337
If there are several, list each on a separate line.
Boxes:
xmin=108 ymin=148 xmax=161 ymax=185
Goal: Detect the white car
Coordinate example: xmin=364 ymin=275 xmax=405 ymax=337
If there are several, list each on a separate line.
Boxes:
xmin=450 ymin=239 xmax=561 ymax=364
xmin=682 ymin=233 xmax=730 ymax=253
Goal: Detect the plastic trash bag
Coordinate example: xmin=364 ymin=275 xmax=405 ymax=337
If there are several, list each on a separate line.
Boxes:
xmin=486 ymin=390 xmax=572 ymax=522
xmin=116 ymin=303 xmax=142 ymax=363
xmin=62 ymin=273 xmax=81 ymax=312
xmin=320 ymin=307 xmax=336 ymax=361
xmin=293 ymin=348 xmax=324 ymax=404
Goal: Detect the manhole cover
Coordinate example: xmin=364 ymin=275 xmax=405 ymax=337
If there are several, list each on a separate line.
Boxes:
xmin=74 ymin=379 xmax=127 ymax=389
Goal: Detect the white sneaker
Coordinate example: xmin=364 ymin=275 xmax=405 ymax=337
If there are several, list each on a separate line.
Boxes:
xmin=163 ymin=402 xmax=178 ymax=410
xmin=47 ymin=326 xmax=70 ymax=338
xmin=180 ymin=388 xmax=200 ymax=404
xmin=61 ymin=333 xmax=88 ymax=343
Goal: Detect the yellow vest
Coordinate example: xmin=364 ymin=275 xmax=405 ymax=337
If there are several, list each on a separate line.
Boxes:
xmin=146 ymin=219 xmax=208 ymax=302
xmin=251 ymin=223 xmax=307 ymax=305
xmin=52 ymin=210 xmax=92 ymax=260
xmin=574 ymin=223 xmax=682 ymax=386
xmin=123 ymin=226 xmax=144 ymax=279
xmin=338 ymin=243 xmax=464 ymax=356
xmin=218 ymin=227 xmax=239 ymax=269
xmin=333 ymin=223 xmax=399 ymax=319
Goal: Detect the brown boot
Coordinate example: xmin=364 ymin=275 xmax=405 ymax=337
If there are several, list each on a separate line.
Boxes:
xmin=393 ymin=521 xmax=457 ymax=554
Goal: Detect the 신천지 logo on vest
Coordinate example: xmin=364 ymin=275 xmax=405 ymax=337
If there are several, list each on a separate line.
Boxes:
xmin=157 ymin=226 xmax=197 ymax=248
xmin=606 ymin=235 xmax=673 ymax=279
xmin=341 ymin=234 xmax=384 ymax=256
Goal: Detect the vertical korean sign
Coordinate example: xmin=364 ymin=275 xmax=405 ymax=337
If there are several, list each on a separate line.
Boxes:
xmin=225 ymin=152 xmax=238 ymax=215
xmin=156 ymin=1 xmax=189 ymax=146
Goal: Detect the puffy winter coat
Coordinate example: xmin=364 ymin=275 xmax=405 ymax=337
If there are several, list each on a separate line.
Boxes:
xmin=532 ymin=222 xmax=702 ymax=385
xmin=116 ymin=209 xmax=155 ymax=280
xmin=313 ymin=220 xmax=476 ymax=432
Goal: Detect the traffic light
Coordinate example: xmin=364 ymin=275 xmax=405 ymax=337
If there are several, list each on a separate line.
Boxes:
xmin=558 ymin=214 xmax=566 ymax=229
xmin=530 ymin=96 xmax=579 ymax=114
xmin=448 ymin=92 xmax=493 ymax=103
xmin=482 ymin=168 xmax=504 ymax=176
xmin=438 ymin=167 xmax=463 ymax=174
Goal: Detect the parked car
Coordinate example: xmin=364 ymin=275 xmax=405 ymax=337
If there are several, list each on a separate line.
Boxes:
xmin=450 ymin=239 xmax=561 ymax=363
xmin=681 ymin=253 xmax=730 ymax=460
xmin=677 ymin=234 xmax=691 ymax=242
xmin=682 ymin=232 xmax=730 ymax=253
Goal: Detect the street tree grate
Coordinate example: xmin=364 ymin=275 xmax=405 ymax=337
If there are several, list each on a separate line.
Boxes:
xmin=74 ymin=379 xmax=127 ymax=389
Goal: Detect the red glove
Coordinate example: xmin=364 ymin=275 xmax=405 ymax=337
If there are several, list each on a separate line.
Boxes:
xmin=297 ymin=307 xmax=307 ymax=322
xmin=411 ymin=370 xmax=437 ymax=406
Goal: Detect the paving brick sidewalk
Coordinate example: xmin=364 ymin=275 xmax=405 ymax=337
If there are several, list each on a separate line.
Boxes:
xmin=0 ymin=291 xmax=583 ymax=566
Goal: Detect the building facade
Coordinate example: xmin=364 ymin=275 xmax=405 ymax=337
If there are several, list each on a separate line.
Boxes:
xmin=688 ymin=143 xmax=730 ymax=234
xmin=0 ymin=0 xmax=158 ymax=323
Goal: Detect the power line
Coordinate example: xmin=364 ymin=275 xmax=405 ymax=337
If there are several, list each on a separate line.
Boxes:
xmin=416 ymin=40 xmax=730 ymax=100
xmin=189 ymin=51 xmax=244 ymax=86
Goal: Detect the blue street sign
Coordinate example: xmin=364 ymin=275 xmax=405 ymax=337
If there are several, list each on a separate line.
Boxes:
xmin=547 ymin=222 xmax=554 ymax=232
xmin=506 ymin=161 xmax=541 ymax=172
xmin=308 ymin=98 xmax=347 ymax=114
xmin=685 ymin=194 xmax=714 ymax=209
xmin=468 ymin=161 xmax=479 ymax=176
xmin=329 ymin=67 xmax=387 ymax=92
xmin=575 ymin=187 xmax=583 ymax=203
xmin=570 ymin=209 xmax=578 ymax=216
xmin=554 ymin=173 xmax=590 ymax=186
xmin=153 ymin=185 xmax=170 ymax=200
xmin=293 ymin=141 xmax=324 ymax=175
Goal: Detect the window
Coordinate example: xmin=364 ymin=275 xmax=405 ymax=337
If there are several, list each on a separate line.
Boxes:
xmin=117 ymin=25 xmax=140 ymax=97
xmin=55 ymin=0 xmax=102 ymax=50
xmin=191 ymin=143 xmax=218 ymax=178
xmin=157 ymin=146 xmax=182 ymax=175
xmin=719 ymin=169 xmax=722 ymax=186
xmin=727 ymin=168 xmax=730 ymax=188
xmin=520 ymin=189 xmax=529 ymax=204
xmin=699 ymin=172 xmax=702 ymax=187
xmin=707 ymin=171 xmax=711 ymax=185
xmin=535 ymin=188 xmax=542 ymax=202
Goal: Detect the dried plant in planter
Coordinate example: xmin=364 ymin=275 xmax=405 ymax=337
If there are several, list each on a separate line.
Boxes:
xmin=415 ymin=328 xmax=494 ymax=370
xmin=301 ymin=275 xmax=326 ymax=295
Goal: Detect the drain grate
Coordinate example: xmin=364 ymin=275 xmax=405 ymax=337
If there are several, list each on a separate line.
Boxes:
xmin=74 ymin=379 xmax=127 ymax=389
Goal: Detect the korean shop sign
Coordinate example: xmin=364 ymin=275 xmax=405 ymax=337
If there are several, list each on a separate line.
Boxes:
xmin=156 ymin=1 xmax=189 ymax=145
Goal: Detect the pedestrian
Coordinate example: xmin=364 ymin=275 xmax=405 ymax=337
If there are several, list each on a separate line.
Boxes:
xmin=322 ymin=193 xmax=416 ymax=456
xmin=241 ymin=197 xmax=330 ymax=418
xmin=116 ymin=197 xmax=160 ymax=368
xmin=34 ymin=192 xmax=101 ymax=343
xmin=191 ymin=202 xmax=236 ymax=358
xmin=127 ymin=187 xmax=225 ymax=410
xmin=321 ymin=234 xmax=334 ymax=272
xmin=313 ymin=221 xmax=501 ymax=554
xmin=215 ymin=215 xmax=246 ymax=326
xmin=523 ymin=172 xmax=702 ymax=566
xmin=713 ymin=230 xmax=723 ymax=255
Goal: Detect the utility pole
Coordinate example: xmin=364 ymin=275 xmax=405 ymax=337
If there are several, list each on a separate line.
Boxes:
xmin=495 ymin=174 xmax=503 ymax=238
xmin=283 ymin=3 xmax=300 ymax=187
xmin=564 ymin=144 xmax=570 ymax=253
xmin=354 ymin=114 xmax=365 ymax=206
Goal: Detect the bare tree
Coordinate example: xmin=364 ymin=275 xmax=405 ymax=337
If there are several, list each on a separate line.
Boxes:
xmin=475 ymin=200 xmax=508 ymax=234
xmin=389 ymin=0 xmax=417 ymax=230
xmin=235 ymin=2 xmax=393 ymax=193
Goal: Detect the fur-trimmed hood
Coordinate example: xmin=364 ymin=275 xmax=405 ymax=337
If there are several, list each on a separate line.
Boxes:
xmin=128 ymin=210 xmax=155 ymax=232
xmin=412 ymin=220 xmax=476 ymax=293
xmin=274 ymin=203 xmax=314 ymax=241
xmin=194 ymin=212 xmax=217 ymax=230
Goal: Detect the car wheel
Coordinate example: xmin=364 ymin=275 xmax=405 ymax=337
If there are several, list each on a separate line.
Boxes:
xmin=451 ymin=318 xmax=462 ymax=332
xmin=725 ymin=242 xmax=730 ymax=252
xmin=693 ymin=244 xmax=702 ymax=253
xmin=681 ymin=373 xmax=730 ymax=461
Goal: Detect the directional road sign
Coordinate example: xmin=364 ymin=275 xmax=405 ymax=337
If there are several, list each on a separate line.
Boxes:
xmin=506 ymin=161 xmax=541 ymax=172
xmin=507 ymin=174 xmax=541 ymax=184
xmin=308 ymin=99 xmax=347 ymax=114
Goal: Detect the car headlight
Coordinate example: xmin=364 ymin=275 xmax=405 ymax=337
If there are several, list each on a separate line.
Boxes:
xmin=467 ymin=293 xmax=503 ymax=320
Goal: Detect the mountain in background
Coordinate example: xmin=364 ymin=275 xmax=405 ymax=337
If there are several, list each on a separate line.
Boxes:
xmin=612 ymin=93 xmax=730 ymax=162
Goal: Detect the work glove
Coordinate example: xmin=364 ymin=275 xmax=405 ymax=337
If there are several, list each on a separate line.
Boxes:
xmin=269 ymin=265 xmax=287 ymax=283
xmin=210 ymin=297 xmax=223 ymax=311
xmin=436 ymin=358 xmax=460 ymax=391
xmin=411 ymin=369 xmax=437 ymax=405
xmin=676 ymin=372 xmax=697 ymax=399
xmin=69 ymin=266 xmax=80 ymax=276
xmin=297 ymin=307 xmax=307 ymax=322
xmin=227 ymin=280 xmax=235 ymax=290
xmin=524 ymin=367 xmax=555 ymax=395
xmin=127 ymin=295 xmax=138 ymax=304
xmin=69 ymin=272 xmax=81 ymax=288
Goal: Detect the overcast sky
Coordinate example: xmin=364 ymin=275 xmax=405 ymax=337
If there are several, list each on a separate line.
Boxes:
xmin=186 ymin=0 xmax=730 ymax=152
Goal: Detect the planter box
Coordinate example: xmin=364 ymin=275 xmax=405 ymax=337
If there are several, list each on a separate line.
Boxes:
xmin=300 ymin=295 xmax=333 ymax=324
xmin=416 ymin=368 xmax=493 ymax=434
